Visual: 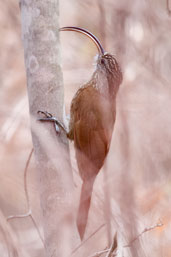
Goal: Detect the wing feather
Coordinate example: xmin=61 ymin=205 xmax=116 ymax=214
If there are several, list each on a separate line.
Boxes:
xmin=69 ymin=86 xmax=116 ymax=180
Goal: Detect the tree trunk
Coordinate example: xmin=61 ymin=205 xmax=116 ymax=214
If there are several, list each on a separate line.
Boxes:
xmin=20 ymin=0 xmax=78 ymax=256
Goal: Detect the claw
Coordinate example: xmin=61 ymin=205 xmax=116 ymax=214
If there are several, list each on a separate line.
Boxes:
xmin=37 ymin=110 xmax=53 ymax=118
xmin=37 ymin=110 xmax=67 ymax=134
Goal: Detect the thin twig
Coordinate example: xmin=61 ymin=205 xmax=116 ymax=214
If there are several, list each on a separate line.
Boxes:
xmin=7 ymin=210 xmax=31 ymax=221
xmin=71 ymin=223 xmax=105 ymax=255
xmin=24 ymin=148 xmax=33 ymax=208
xmin=30 ymin=215 xmax=44 ymax=244
xmin=124 ymin=221 xmax=164 ymax=247
xmin=105 ymin=233 xmax=117 ymax=257
xmin=89 ymin=221 xmax=163 ymax=257
xmin=89 ymin=248 xmax=109 ymax=257
xmin=7 ymin=148 xmax=33 ymax=221
xmin=88 ymin=234 xmax=117 ymax=257
xmin=0 ymin=209 xmax=30 ymax=257
xmin=7 ymin=149 xmax=45 ymax=246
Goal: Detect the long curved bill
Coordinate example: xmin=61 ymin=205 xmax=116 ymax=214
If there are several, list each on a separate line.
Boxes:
xmin=59 ymin=26 xmax=104 ymax=55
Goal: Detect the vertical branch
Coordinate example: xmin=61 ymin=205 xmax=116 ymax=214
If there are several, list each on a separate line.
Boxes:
xmin=97 ymin=0 xmax=106 ymax=49
xmin=20 ymin=1 xmax=78 ymax=257
xmin=0 ymin=210 xmax=30 ymax=257
xmin=97 ymin=0 xmax=111 ymax=244
xmin=111 ymin=4 xmax=144 ymax=256
xmin=103 ymin=162 xmax=112 ymax=243
xmin=117 ymin=109 xmax=139 ymax=256
xmin=167 ymin=0 xmax=171 ymax=15
xmin=111 ymin=7 xmax=129 ymax=64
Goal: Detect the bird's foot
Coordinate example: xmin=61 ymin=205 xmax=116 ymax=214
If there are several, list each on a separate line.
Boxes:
xmin=37 ymin=110 xmax=67 ymax=134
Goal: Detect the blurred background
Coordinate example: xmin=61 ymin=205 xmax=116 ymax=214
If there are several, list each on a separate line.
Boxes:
xmin=0 ymin=0 xmax=171 ymax=256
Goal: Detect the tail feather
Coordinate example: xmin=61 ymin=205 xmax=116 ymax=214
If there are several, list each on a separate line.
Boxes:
xmin=76 ymin=179 xmax=94 ymax=240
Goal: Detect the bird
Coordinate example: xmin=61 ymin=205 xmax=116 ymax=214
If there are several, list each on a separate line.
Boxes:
xmin=38 ymin=26 xmax=123 ymax=240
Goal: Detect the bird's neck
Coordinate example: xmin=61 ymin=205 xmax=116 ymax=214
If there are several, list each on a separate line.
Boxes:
xmin=91 ymin=69 xmax=119 ymax=100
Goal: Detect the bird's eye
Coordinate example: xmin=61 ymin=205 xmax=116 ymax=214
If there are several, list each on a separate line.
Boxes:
xmin=100 ymin=59 xmax=105 ymax=65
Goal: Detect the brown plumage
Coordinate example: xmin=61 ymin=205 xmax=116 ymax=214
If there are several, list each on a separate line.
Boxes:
xmin=67 ymin=50 xmax=123 ymax=239
xmin=38 ymin=27 xmax=123 ymax=240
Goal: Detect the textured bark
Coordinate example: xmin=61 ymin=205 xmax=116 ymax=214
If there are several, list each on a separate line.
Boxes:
xmin=20 ymin=0 xmax=78 ymax=256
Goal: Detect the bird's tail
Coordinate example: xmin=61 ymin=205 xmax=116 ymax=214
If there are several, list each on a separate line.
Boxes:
xmin=76 ymin=178 xmax=95 ymax=240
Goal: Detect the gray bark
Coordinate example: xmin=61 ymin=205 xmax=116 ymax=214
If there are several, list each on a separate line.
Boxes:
xmin=20 ymin=0 xmax=78 ymax=256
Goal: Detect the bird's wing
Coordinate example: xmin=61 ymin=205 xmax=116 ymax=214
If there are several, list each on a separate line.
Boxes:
xmin=70 ymin=86 xmax=115 ymax=180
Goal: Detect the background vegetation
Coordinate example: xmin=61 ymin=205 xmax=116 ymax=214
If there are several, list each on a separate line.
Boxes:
xmin=0 ymin=0 xmax=171 ymax=256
